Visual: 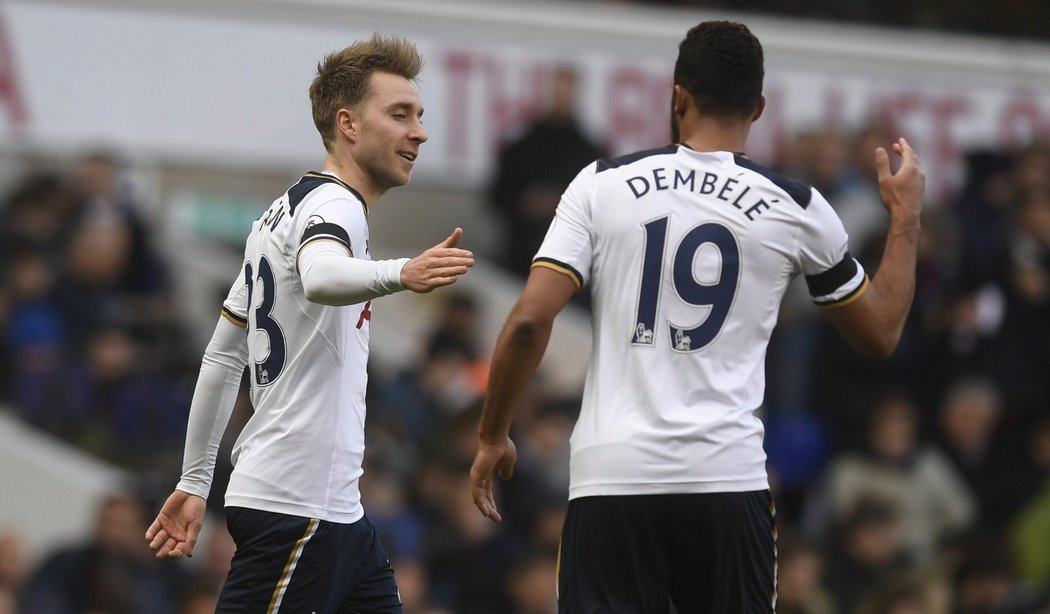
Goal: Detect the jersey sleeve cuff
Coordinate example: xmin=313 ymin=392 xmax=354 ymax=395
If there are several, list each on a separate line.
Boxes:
xmin=531 ymin=257 xmax=584 ymax=290
xmin=221 ymin=306 xmax=248 ymax=328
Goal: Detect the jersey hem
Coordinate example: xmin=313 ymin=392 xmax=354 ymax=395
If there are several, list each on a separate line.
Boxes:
xmin=224 ymin=494 xmax=365 ymax=524
xmin=568 ymin=476 xmax=769 ymax=500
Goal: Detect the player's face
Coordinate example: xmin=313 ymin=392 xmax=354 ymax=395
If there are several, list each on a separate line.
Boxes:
xmin=354 ymin=71 xmax=427 ymax=191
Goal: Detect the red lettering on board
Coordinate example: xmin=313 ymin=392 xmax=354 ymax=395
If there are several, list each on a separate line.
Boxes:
xmin=0 ymin=10 xmax=27 ymax=128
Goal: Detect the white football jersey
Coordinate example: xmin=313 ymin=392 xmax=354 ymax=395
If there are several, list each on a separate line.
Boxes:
xmin=220 ymin=171 xmax=375 ymax=523
xmin=534 ymin=146 xmax=867 ymax=499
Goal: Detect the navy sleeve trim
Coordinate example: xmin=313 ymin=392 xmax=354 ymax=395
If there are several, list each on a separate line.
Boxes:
xmin=805 ymin=253 xmax=858 ymax=298
xmin=596 ymin=145 xmax=678 ymax=173
xmin=732 ymin=154 xmax=812 ymax=208
xmin=300 ymin=222 xmax=352 ymax=252
xmin=221 ymin=306 xmax=248 ymax=327
xmin=531 ymin=257 xmax=584 ymax=290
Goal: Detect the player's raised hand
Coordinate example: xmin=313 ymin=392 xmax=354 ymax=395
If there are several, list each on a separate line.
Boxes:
xmin=875 ymin=137 xmax=925 ymax=223
xmin=470 ymin=435 xmax=517 ymax=523
xmin=145 ymin=490 xmax=206 ymax=560
xmin=401 ymin=227 xmax=474 ymax=293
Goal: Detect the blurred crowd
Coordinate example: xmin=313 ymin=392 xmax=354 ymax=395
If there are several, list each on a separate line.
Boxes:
xmin=1 ymin=95 xmax=1049 ymax=613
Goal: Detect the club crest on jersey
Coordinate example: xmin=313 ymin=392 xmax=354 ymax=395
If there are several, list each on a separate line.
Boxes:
xmin=633 ymin=322 xmax=654 ymax=344
xmin=673 ymin=327 xmax=692 ymax=351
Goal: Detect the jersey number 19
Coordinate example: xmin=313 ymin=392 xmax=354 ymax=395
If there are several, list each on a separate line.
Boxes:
xmin=632 ymin=217 xmax=740 ymax=353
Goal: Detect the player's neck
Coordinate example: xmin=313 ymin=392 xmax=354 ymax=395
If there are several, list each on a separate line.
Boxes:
xmin=322 ymin=153 xmax=383 ymax=210
xmin=677 ymin=118 xmax=751 ymax=155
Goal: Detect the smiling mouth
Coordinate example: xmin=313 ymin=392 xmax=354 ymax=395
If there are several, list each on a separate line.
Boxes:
xmin=399 ymin=152 xmax=417 ymax=162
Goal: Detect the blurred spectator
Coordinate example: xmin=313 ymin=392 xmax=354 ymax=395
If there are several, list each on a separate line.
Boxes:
xmin=193 ymin=517 xmax=235 ymax=595
xmin=19 ymin=493 xmax=188 ymax=614
xmin=821 ymin=498 xmax=911 ymax=613
xmin=393 ymin=557 xmax=448 ymax=614
xmin=4 ymin=251 xmax=67 ymax=428
xmin=0 ymin=173 xmax=76 ymax=260
xmin=505 ymin=551 xmax=558 ymax=614
xmin=775 ymin=533 xmax=835 ymax=614
xmin=0 ymin=532 xmax=27 ymax=613
xmin=505 ymin=398 xmax=573 ymax=504
xmin=934 ymin=377 xmax=1011 ymax=527
xmin=374 ymin=324 xmax=484 ymax=446
xmin=424 ymin=473 xmax=519 ymax=613
xmin=179 ymin=583 xmax=220 ymax=614
xmin=71 ymin=151 xmax=168 ymax=300
xmin=764 ymin=410 xmax=833 ymax=524
xmin=489 ymin=65 xmax=604 ymax=276
xmin=851 ymin=572 xmax=947 ymax=614
xmin=806 ymin=392 xmax=975 ymax=562
xmin=362 ymin=469 xmax=426 ymax=561
xmin=165 ymin=518 xmax=236 ymax=614
xmin=952 ymin=539 xmax=1047 ymax=614
xmin=1007 ymin=418 xmax=1050 ymax=589
xmin=1010 ymin=475 xmax=1050 ymax=592
xmin=952 ymin=150 xmax=1016 ymax=288
xmin=20 ymin=326 xmax=190 ymax=469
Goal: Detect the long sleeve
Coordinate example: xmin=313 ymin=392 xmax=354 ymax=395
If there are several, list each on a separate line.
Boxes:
xmin=175 ymin=317 xmax=249 ymax=499
xmin=298 ymin=240 xmax=408 ymax=306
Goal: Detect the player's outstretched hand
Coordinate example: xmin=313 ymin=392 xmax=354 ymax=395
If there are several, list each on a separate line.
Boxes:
xmin=470 ymin=436 xmax=517 ymax=523
xmin=401 ymin=227 xmax=474 ymax=293
xmin=145 ymin=490 xmax=206 ymax=560
xmin=875 ymin=137 xmax=925 ymax=223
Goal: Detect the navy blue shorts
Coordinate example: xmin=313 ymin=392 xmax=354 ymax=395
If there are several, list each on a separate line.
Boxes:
xmin=558 ymin=491 xmax=777 ymax=613
xmin=217 ymin=507 xmax=401 ymax=614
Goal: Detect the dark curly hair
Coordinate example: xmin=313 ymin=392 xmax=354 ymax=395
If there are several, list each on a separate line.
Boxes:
xmin=674 ymin=21 xmax=764 ymax=119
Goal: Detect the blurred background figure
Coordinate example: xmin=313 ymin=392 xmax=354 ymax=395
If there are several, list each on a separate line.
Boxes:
xmin=806 ymin=392 xmax=976 ymax=563
xmin=774 ymin=533 xmax=834 ymax=614
xmin=0 ymin=532 xmax=27 ymax=614
xmin=934 ymin=377 xmax=1010 ymax=528
xmin=821 ymin=498 xmax=911 ymax=613
xmin=19 ymin=494 xmax=188 ymax=614
xmin=951 ymin=539 xmax=1048 ymax=614
xmin=489 ymin=65 xmax=605 ymax=277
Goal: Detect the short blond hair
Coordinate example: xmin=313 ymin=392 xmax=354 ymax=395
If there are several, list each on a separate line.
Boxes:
xmin=309 ymin=33 xmax=424 ymax=151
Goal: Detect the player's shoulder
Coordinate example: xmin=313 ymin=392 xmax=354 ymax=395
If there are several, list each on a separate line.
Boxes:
xmin=730 ymin=154 xmax=814 ymax=209
xmin=286 ymin=171 xmax=367 ymax=215
xmin=595 ymin=145 xmax=679 ymax=174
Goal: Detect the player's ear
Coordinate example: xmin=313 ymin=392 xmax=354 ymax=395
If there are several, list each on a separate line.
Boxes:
xmin=751 ymin=95 xmax=766 ymax=123
xmin=336 ymin=108 xmax=358 ymax=143
xmin=672 ymin=84 xmax=690 ymax=119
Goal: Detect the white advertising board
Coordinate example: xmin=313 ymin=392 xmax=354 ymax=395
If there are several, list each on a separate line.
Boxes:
xmin=1 ymin=0 xmax=1049 ymax=200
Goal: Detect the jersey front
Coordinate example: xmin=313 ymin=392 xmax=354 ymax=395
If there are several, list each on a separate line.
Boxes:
xmin=534 ymin=146 xmax=867 ymax=499
xmin=220 ymin=172 xmax=375 ymax=523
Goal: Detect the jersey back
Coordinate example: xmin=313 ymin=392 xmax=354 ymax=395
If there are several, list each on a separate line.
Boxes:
xmin=220 ymin=172 xmax=375 ymax=523
xmin=534 ymin=146 xmax=866 ymax=499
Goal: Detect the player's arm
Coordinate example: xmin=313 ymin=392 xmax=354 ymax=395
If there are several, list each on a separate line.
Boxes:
xmin=298 ymin=227 xmax=474 ymax=305
xmin=471 ymin=266 xmax=577 ymax=522
xmin=147 ymin=314 xmax=249 ymax=559
xmin=820 ymin=137 xmax=925 ymax=357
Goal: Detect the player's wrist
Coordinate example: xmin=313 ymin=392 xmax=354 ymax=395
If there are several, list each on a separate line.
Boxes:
xmin=478 ymin=430 xmax=510 ymax=446
xmin=382 ymin=258 xmax=410 ymax=292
